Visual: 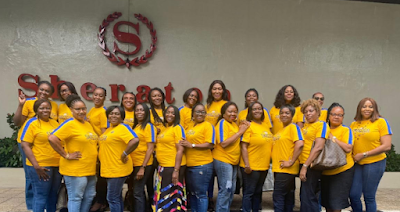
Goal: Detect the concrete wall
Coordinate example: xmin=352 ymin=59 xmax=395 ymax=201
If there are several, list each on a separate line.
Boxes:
xmin=1 ymin=0 xmax=399 ymax=150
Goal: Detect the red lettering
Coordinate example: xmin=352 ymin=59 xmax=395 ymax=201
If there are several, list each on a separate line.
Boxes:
xmin=80 ymin=83 xmax=97 ymax=101
xmin=136 ymin=85 xmax=151 ymax=103
xmin=49 ymin=75 xmax=65 ymax=99
xmin=18 ymin=74 xmax=39 ymax=98
xmin=164 ymin=82 xmax=175 ymax=104
xmin=109 ymin=84 xmax=126 ymax=102
xmin=193 ymin=88 xmax=203 ymax=102
xmin=113 ymin=21 xmax=141 ymax=55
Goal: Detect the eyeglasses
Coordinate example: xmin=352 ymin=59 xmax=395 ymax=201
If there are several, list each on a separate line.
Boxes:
xmin=194 ymin=111 xmax=206 ymax=115
xmin=314 ymin=97 xmax=324 ymax=101
xmin=330 ymin=113 xmax=344 ymax=117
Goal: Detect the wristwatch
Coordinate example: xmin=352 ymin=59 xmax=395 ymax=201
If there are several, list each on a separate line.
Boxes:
xmin=192 ymin=144 xmax=196 ymax=148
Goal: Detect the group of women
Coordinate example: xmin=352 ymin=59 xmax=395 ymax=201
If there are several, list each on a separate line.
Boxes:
xmin=13 ymin=80 xmax=392 ymax=212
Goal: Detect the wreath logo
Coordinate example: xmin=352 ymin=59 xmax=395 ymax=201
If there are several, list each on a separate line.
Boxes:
xmin=98 ymin=12 xmax=157 ymax=68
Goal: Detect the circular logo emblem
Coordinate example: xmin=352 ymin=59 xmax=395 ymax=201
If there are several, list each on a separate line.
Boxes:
xmin=98 ymin=12 xmax=157 ymax=68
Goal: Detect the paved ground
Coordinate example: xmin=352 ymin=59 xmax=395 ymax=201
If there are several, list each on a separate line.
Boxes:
xmin=1 ymin=168 xmax=400 ymax=212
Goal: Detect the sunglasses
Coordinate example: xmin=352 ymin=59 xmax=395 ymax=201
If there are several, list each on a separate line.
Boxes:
xmin=314 ymin=97 xmax=324 ymax=101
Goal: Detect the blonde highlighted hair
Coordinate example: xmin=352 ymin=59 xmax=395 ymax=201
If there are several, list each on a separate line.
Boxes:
xmin=300 ymin=99 xmax=321 ymax=116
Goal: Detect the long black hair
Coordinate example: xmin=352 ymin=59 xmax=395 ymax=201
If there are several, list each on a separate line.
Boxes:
xmin=133 ymin=103 xmax=151 ymax=130
xmin=246 ymin=101 xmax=265 ymax=122
xmin=163 ymin=105 xmax=181 ymax=127
xmin=57 ymin=82 xmax=78 ymax=101
xmin=244 ymin=88 xmax=259 ymax=108
xmin=206 ymin=80 xmax=229 ymax=107
xmin=273 ymin=85 xmax=301 ymax=108
xmin=217 ymin=101 xmax=238 ymax=123
xmin=147 ymin=87 xmax=166 ymax=124
xmin=326 ymin=102 xmax=345 ymax=126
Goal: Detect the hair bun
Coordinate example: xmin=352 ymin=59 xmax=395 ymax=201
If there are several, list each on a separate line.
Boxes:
xmin=65 ymin=94 xmax=82 ymax=107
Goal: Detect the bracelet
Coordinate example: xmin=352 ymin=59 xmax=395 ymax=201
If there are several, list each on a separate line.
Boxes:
xmin=303 ymin=164 xmax=308 ymax=168
xmin=363 ymin=152 xmax=368 ymax=158
xmin=65 ymin=153 xmax=70 ymax=159
xmin=174 ymin=168 xmax=179 ymax=172
xmin=123 ymin=151 xmax=128 ymax=156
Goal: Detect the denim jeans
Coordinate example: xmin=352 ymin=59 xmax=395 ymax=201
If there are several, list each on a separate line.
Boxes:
xmin=273 ymin=172 xmax=296 ymax=212
xmin=299 ymin=166 xmax=322 ymax=212
xmin=240 ymin=167 xmax=268 ymax=212
xmin=349 ymin=159 xmax=386 ymax=212
xmin=107 ymin=176 xmax=128 ymax=212
xmin=26 ymin=166 xmax=62 ymax=212
xmin=18 ymin=142 xmax=33 ymax=210
xmin=186 ymin=162 xmax=214 ymax=212
xmin=132 ymin=165 xmax=153 ymax=212
xmin=213 ymin=159 xmax=237 ymax=212
xmin=64 ymin=175 xmax=97 ymax=212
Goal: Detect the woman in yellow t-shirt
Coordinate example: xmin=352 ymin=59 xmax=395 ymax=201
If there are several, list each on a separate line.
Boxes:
xmin=87 ymin=87 xmax=108 ymax=136
xmin=57 ymin=81 xmax=78 ymax=124
xmin=180 ymin=103 xmax=215 ymax=212
xmin=205 ymin=80 xmax=229 ymax=126
xmin=312 ymin=92 xmax=328 ymax=122
xmin=131 ymin=103 xmax=156 ymax=212
xmin=298 ymin=99 xmax=330 ymax=212
xmin=148 ymin=87 xmax=166 ymax=132
xmin=240 ymin=101 xmax=273 ymax=212
xmin=349 ymin=98 xmax=392 ymax=212
xmin=320 ymin=103 xmax=354 ymax=212
xmin=270 ymin=85 xmax=303 ymax=134
xmin=13 ymin=81 xmax=58 ymax=210
xmin=20 ymin=99 xmax=61 ymax=212
xmin=120 ymin=92 xmax=136 ymax=128
xmin=271 ymin=104 xmax=304 ymax=212
xmin=154 ymin=105 xmax=187 ymax=211
xmin=48 ymin=94 xmax=98 ymax=212
xmin=213 ymin=102 xmax=249 ymax=211
xmin=99 ymin=106 xmax=139 ymax=212
xmin=179 ymin=88 xmax=200 ymax=130
xmin=237 ymin=88 xmax=272 ymax=130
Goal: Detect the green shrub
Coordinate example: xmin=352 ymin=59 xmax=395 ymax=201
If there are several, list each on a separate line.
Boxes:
xmin=0 ymin=113 xmax=22 ymax=167
xmin=386 ymin=144 xmax=400 ymax=172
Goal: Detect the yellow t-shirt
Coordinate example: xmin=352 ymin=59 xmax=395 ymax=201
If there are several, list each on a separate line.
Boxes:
xmin=299 ymin=121 xmax=330 ymax=164
xmin=150 ymin=108 xmax=165 ymax=132
xmin=123 ymin=111 xmax=134 ymax=128
xmin=156 ymin=124 xmax=186 ymax=167
xmin=98 ymin=123 xmax=137 ymax=178
xmin=179 ymin=106 xmax=194 ymax=130
xmin=20 ymin=117 xmax=60 ymax=167
xmin=272 ymin=123 xmax=304 ymax=175
xmin=186 ymin=121 xmax=215 ymax=167
xmin=87 ymin=106 xmax=109 ymax=136
xmin=237 ymin=107 xmax=272 ymax=129
xmin=213 ymin=119 xmax=241 ymax=165
xmin=351 ymin=118 xmax=392 ymax=165
xmin=239 ymin=122 xmax=273 ymax=171
xmin=319 ymin=108 xmax=328 ymax=122
xmin=58 ymin=103 xmax=73 ymax=124
xmin=51 ymin=118 xmax=98 ymax=177
xmin=17 ymin=97 xmax=58 ymax=143
xmin=270 ymin=106 xmax=303 ymax=135
xmin=205 ymin=100 xmax=228 ymax=126
xmin=323 ymin=125 xmax=354 ymax=175
xmin=131 ymin=123 xmax=156 ymax=167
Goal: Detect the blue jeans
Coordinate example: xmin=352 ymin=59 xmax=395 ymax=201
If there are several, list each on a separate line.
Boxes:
xmin=300 ymin=166 xmax=322 ymax=212
xmin=349 ymin=159 xmax=386 ymax=212
xmin=107 ymin=176 xmax=127 ymax=212
xmin=18 ymin=142 xmax=33 ymax=210
xmin=26 ymin=166 xmax=62 ymax=212
xmin=64 ymin=175 xmax=97 ymax=212
xmin=186 ymin=162 xmax=213 ymax=212
xmin=213 ymin=159 xmax=237 ymax=212
xmin=273 ymin=173 xmax=296 ymax=212
xmin=132 ymin=165 xmax=153 ymax=212
xmin=241 ymin=167 xmax=268 ymax=212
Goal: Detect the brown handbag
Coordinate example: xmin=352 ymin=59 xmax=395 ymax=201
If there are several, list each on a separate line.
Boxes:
xmin=311 ymin=139 xmax=347 ymax=170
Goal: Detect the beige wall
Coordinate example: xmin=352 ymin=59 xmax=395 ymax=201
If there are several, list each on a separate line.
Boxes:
xmin=1 ymin=0 xmax=399 ymax=150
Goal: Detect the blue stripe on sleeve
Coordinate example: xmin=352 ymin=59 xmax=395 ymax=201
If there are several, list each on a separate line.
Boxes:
xmin=26 ymin=97 xmax=36 ymax=101
xmin=178 ymin=106 xmax=184 ymax=111
xmin=211 ymin=124 xmax=216 ymax=144
xmin=240 ymin=135 xmax=244 ymax=141
xmin=263 ymin=107 xmax=273 ymax=127
xmin=122 ymin=123 xmax=138 ymax=138
xmin=320 ymin=121 xmax=327 ymax=138
xmin=295 ymin=124 xmax=304 ymax=140
xmin=149 ymin=123 xmax=155 ymax=142
xmin=219 ymin=119 xmax=225 ymax=143
xmin=178 ymin=124 xmax=186 ymax=139
xmin=347 ymin=126 xmax=353 ymax=145
xmin=51 ymin=118 xmax=73 ymax=135
xmin=103 ymin=106 xmax=107 ymax=110
xmin=383 ymin=118 xmax=393 ymax=135
xmin=20 ymin=117 xmax=37 ymax=141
